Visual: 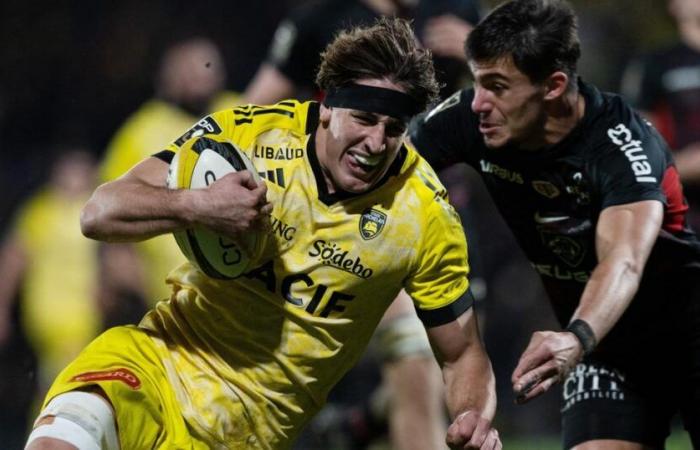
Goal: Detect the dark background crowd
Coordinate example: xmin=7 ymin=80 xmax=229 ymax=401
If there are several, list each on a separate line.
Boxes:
xmin=0 ymin=0 xmax=691 ymax=448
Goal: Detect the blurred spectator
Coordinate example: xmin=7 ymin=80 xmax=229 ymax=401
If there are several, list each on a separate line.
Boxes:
xmin=0 ymin=149 xmax=101 ymax=399
xmin=244 ymin=0 xmax=481 ymax=104
xmin=98 ymin=37 xmax=242 ymax=321
xmin=622 ymin=0 xmax=700 ymax=230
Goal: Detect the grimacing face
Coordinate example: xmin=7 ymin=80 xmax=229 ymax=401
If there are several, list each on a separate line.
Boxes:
xmin=317 ymin=78 xmax=408 ymax=194
xmin=469 ymin=56 xmax=549 ymax=149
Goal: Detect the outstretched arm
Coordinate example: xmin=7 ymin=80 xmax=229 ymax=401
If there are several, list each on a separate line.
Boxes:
xmin=426 ymin=300 xmax=500 ymax=450
xmin=81 ymin=156 xmax=271 ymax=243
xmin=512 ymin=199 xmax=662 ymax=402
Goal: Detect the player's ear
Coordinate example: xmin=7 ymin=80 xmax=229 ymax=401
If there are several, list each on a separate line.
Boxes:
xmin=319 ymin=104 xmax=332 ymax=127
xmin=543 ymin=71 xmax=569 ymax=100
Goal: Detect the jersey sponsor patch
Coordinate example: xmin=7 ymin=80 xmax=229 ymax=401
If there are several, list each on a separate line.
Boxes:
xmin=607 ymin=123 xmax=657 ymax=183
xmin=561 ymin=362 xmax=626 ymax=412
xmin=70 ymin=368 xmax=141 ymax=389
xmin=174 ymin=116 xmax=222 ymax=146
xmin=359 ymin=208 xmax=386 ymax=240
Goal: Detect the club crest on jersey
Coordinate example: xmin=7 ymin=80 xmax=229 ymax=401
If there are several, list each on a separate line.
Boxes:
xmin=539 ymin=231 xmax=586 ymax=267
xmin=532 ymin=180 xmax=560 ymax=199
xmin=359 ymin=208 xmax=386 ymax=240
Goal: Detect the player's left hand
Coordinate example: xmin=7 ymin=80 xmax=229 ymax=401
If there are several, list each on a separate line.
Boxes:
xmin=446 ymin=411 xmax=502 ymax=449
xmin=511 ymin=330 xmax=583 ymax=404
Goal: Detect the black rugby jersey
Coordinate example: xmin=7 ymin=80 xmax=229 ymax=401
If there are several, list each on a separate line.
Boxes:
xmin=410 ymin=80 xmax=700 ymax=325
xmin=265 ymin=0 xmax=481 ymax=98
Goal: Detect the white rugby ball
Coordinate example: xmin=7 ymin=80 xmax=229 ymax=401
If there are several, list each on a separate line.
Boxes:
xmin=167 ymin=135 xmax=266 ymax=279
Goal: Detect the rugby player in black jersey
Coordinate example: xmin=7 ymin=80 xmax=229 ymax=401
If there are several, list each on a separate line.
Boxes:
xmin=409 ymin=0 xmax=700 ymax=448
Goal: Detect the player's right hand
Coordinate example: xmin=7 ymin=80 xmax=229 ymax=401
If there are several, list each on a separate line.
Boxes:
xmin=446 ymin=411 xmax=502 ymax=449
xmin=193 ymin=171 xmax=272 ymax=237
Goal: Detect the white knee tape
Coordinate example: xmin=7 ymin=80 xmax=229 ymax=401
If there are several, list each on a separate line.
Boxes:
xmin=26 ymin=391 xmax=120 ymax=450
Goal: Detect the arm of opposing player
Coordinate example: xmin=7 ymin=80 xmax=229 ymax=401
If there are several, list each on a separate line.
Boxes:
xmin=81 ymin=156 xmax=270 ymax=243
xmin=573 ymin=199 xmax=662 ymax=346
xmin=512 ymin=200 xmax=663 ymax=403
xmin=427 ymin=308 xmax=500 ymax=450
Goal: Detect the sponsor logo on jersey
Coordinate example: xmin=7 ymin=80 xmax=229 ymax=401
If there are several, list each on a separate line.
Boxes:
xmin=309 ymin=240 xmax=373 ymax=279
xmin=534 ymin=212 xmax=570 ymax=224
xmin=174 ymin=116 xmax=222 ymax=146
xmin=253 ymin=145 xmax=304 ymax=160
xmin=359 ymin=208 xmax=386 ymax=240
xmin=258 ymin=168 xmax=286 ymax=187
xmin=70 ymin=368 xmax=141 ymax=389
xmin=532 ymin=180 xmax=560 ymax=198
xmin=270 ymin=215 xmax=296 ymax=242
xmin=607 ymin=123 xmax=657 ymax=183
xmin=479 ymin=160 xmax=524 ymax=184
xmin=561 ymin=363 xmax=626 ymax=412
xmin=565 ymin=172 xmax=591 ymax=205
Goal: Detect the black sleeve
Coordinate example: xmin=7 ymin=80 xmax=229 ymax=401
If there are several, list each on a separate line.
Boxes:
xmin=265 ymin=5 xmax=320 ymax=89
xmin=409 ymin=89 xmax=479 ymax=172
xmin=417 ymin=289 xmax=474 ymax=328
xmin=591 ymin=109 xmax=668 ymax=209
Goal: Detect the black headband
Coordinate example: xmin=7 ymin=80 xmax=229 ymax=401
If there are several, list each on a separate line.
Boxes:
xmin=323 ymin=84 xmax=422 ymax=121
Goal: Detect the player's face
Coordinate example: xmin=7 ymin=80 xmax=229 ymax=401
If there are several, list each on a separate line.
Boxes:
xmin=318 ymin=79 xmax=408 ymax=194
xmin=469 ymin=56 xmax=548 ymax=149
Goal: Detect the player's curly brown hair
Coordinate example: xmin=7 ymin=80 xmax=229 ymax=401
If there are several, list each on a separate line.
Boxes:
xmin=315 ymin=17 xmax=440 ymax=112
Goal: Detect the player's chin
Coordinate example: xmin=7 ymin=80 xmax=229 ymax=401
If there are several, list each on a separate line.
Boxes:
xmin=338 ymin=172 xmax=383 ymax=193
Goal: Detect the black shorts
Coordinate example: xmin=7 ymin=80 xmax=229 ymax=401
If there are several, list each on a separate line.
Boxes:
xmin=560 ymin=271 xmax=700 ymax=449
xmin=560 ymin=360 xmax=699 ymax=449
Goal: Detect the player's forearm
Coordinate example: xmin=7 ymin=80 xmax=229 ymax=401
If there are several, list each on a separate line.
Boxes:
xmin=570 ymin=252 xmax=643 ymax=346
xmin=442 ymin=342 xmax=497 ymax=421
xmin=81 ymin=180 xmax=197 ymax=243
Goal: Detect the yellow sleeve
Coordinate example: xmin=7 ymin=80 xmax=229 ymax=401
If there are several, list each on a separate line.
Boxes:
xmin=405 ymin=196 xmax=472 ymax=327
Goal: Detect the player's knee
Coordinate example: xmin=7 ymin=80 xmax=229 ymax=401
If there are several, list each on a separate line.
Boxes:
xmin=25 ymin=391 xmax=120 ymax=450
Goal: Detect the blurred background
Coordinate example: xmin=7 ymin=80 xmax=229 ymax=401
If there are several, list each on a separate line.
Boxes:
xmin=0 ymin=0 xmax=693 ymax=449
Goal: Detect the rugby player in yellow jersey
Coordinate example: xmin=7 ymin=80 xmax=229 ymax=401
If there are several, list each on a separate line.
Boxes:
xmin=26 ymin=18 xmax=501 ymax=450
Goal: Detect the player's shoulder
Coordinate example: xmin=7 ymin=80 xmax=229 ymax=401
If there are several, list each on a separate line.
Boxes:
xmin=420 ymin=88 xmax=473 ymax=125
xmin=231 ymin=100 xmax=314 ymax=133
xmin=581 ymin=81 xmax=663 ymax=152
xmin=400 ymin=144 xmax=453 ymax=212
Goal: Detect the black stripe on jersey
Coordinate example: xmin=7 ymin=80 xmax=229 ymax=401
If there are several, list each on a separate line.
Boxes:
xmin=258 ymin=168 xmax=287 ymax=188
xmin=416 ymin=288 xmax=473 ymax=327
xmin=153 ymin=150 xmax=175 ymax=163
xmin=234 ymin=107 xmax=295 ymax=122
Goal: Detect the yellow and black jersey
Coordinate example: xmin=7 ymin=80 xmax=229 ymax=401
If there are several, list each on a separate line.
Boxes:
xmin=137 ymin=100 xmax=472 ymax=446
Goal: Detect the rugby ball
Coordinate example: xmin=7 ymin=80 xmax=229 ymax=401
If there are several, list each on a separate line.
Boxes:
xmin=166 ymin=135 xmax=266 ymax=279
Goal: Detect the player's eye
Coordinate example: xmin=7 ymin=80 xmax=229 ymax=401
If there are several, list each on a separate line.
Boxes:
xmin=353 ymin=113 xmax=376 ymax=125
